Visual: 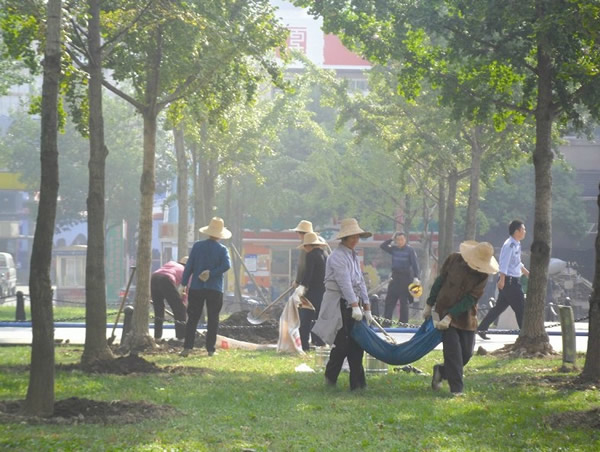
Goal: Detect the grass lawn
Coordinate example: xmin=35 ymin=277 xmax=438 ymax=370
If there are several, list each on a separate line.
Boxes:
xmin=0 ymin=345 xmax=598 ymax=451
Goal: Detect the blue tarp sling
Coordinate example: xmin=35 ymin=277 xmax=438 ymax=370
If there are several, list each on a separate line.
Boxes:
xmin=351 ymin=317 xmax=443 ymax=365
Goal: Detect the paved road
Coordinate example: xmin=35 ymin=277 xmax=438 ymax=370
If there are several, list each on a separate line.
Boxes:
xmin=0 ymin=321 xmax=589 ymax=354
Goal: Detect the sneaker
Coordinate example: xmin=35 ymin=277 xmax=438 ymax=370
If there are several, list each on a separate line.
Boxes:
xmin=478 ymin=331 xmax=490 ymax=340
xmin=179 ymin=348 xmax=190 ymax=357
xmin=431 ymin=364 xmax=443 ymax=391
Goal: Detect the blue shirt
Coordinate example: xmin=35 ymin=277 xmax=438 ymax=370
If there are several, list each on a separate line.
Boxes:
xmin=324 ymin=243 xmax=370 ymax=307
xmin=182 ymin=239 xmax=231 ymax=293
xmin=498 ymin=236 xmax=523 ymax=277
xmin=380 ymin=239 xmax=420 ymax=277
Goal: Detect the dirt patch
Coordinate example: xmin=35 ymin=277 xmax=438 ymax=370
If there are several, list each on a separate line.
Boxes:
xmin=547 ymin=407 xmax=600 ymax=430
xmin=217 ymin=311 xmax=279 ymax=344
xmin=0 ymin=397 xmax=178 ymax=425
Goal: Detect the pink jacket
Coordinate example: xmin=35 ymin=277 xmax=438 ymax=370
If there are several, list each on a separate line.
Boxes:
xmin=153 ymin=261 xmax=184 ymax=287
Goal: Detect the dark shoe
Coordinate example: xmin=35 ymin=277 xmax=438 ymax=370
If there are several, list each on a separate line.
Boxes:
xmin=431 ymin=364 xmax=443 ymax=391
xmin=325 ymin=376 xmax=336 ymax=387
xmin=207 ymin=351 xmax=217 ymax=357
xmin=179 ymin=348 xmax=191 ymax=357
xmin=478 ymin=331 xmax=490 ymax=340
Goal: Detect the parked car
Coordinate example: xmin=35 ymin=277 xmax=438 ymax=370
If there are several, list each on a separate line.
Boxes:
xmin=0 ymin=252 xmax=17 ymax=298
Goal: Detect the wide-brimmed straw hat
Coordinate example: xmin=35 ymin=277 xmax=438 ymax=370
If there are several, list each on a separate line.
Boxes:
xmin=178 ymin=256 xmax=188 ymax=265
xmin=297 ymin=232 xmax=327 ymax=249
xmin=199 ymin=217 xmax=232 ymax=239
xmin=459 ymin=240 xmax=499 ymax=275
xmin=335 ymin=218 xmax=372 ymax=240
xmin=291 ymin=220 xmax=313 ymax=233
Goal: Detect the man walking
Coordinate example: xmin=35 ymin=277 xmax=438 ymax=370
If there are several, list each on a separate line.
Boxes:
xmin=477 ymin=220 xmax=529 ymax=339
xmin=380 ymin=232 xmax=420 ymax=324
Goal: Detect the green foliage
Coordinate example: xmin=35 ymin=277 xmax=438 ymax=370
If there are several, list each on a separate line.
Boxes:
xmin=0 ymin=346 xmax=599 ymax=450
xmin=479 ymin=161 xmax=589 ymax=241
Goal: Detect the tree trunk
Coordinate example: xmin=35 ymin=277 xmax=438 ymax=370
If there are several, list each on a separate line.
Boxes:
xmin=174 ymin=126 xmax=189 ymax=258
xmin=514 ymin=26 xmax=553 ymax=354
xmin=82 ymin=0 xmax=114 ymax=366
xmin=442 ymin=169 xmax=458 ymax=262
xmin=22 ymin=0 xmax=61 ymax=417
xmin=125 ymin=31 xmax=162 ymax=351
xmin=581 ymin=183 xmax=600 ymax=381
xmin=126 ymin=110 xmax=158 ymax=350
xmin=464 ymin=126 xmax=483 ymax=241
xmin=437 ymin=180 xmax=446 ymax=266
xmin=202 ymin=156 xmax=217 ymax=223
xmin=191 ymin=141 xmax=201 ymax=240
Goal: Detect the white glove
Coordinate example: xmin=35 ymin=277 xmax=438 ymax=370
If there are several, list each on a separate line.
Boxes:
xmin=292 ymin=284 xmax=306 ymax=302
xmin=351 ymin=306 xmax=363 ymax=321
xmin=364 ymin=310 xmax=374 ymax=325
xmin=199 ymin=270 xmax=210 ymax=282
xmin=423 ymin=304 xmax=432 ymax=320
xmin=435 ymin=314 xmax=452 ymax=330
xmin=413 ymin=277 xmax=421 ymax=285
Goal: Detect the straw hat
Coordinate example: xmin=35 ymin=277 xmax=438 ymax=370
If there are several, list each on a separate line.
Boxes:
xmin=335 ymin=218 xmax=372 ymax=239
xmin=459 ymin=240 xmax=499 ymax=275
xmin=297 ymin=232 xmax=327 ymax=249
xmin=199 ymin=217 xmax=232 ymax=239
xmin=291 ymin=220 xmax=313 ymax=233
xmin=178 ymin=256 xmax=188 ymax=265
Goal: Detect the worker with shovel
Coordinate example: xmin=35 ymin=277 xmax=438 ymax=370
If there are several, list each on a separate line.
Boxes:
xmin=151 ymin=256 xmax=189 ymax=340
xmin=180 ymin=217 xmax=232 ymax=357
xmin=312 ymin=218 xmax=374 ymax=391
xmin=295 ymin=231 xmax=328 ymax=351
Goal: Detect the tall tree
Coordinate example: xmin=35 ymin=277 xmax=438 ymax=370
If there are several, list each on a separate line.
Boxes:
xmin=23 ymin=0 xmax=62 ymax=417
xmin=581 ymin=183 xmax=600 ymax=381
xmin=101 ymin=0 xmax=287 ymax=350
xmin=295 ymin=0 xmax=600 ymax=354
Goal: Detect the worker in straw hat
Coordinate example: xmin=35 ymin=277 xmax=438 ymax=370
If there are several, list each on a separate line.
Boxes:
xmin=151 ymin=255 xmax=189 ymax=341
xmin=312 ymin=218 xmax=375 ymax=391
xmin=295 ymin=231 xmax=328 ymax=351
xmin=180 ymin=217 xmax=232 ymax=357
xmin=423 ymin=240 xmax=499 ymax=395
xmin=291 ymin=219 xmax=314 ymax=289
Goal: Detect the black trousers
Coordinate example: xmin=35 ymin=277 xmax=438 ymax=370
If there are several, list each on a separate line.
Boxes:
xmin=299 ymin=290 xmax=325 ymax=351
xmin=384 ymin=272 xmax=413 ymax=323
xmin=437 ymin=327 xmax=475 ymax=393
xmin=478 ymin=277 xmax=524 ymax=331
xmin=183 ymin=288 xmax=223 ymax=353
xmin=150 ymin=274 xmax=187 ymax=339
xmin=325 ymin=301 xmax=366 ymax=390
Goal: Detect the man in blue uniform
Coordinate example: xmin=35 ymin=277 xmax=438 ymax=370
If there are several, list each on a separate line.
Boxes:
xmin=380 ymin=232 xmax=420 ymax=324
xmin=477 ymin=220 xmax=529 ymax=339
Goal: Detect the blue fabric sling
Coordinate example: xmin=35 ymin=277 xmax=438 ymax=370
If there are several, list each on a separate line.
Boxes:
xmin=351 ymin=317 xmax=442 ymax=365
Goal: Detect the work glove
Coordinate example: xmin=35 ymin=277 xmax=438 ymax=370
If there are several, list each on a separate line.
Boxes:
xmin=351 ymin=306 xmax=363 ymax=321
xmin=364 ymin=310 xmax=374 ymax=325
xmin=413 ymin=277 xmax=421 ymax=285
xmin=199 ymin=270 xmax=210 ymax=282
xmin=423 ymin=304 xmax=432 ymax=320
xmin=435 ymin=314 xmax=452 ymax=330
xmin=292 ymin=284 xmax=306 ymax=303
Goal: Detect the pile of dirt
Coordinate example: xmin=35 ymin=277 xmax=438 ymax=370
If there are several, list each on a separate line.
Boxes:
xmin=59 ymin=354 xmax=163 ymax=375
xmin=547 ymin=407 xmax=600 ymax=430
xmin=0 ymin=397 xmax=178 ymax=425
xmin=217 ymin=310 xmax=279 ymax=344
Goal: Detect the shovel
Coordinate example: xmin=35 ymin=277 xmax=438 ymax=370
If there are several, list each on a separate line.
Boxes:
xmin=247 ymin=285 xmax=295 ymax=325
xmin=108 ymin=266 xmax=136 ymax=345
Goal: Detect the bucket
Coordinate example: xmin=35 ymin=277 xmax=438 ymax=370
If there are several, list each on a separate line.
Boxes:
xmin=314 ymin=347 xmax=330 ymax=371
xmin=364 ymin=353 xmax=388 ymax=375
